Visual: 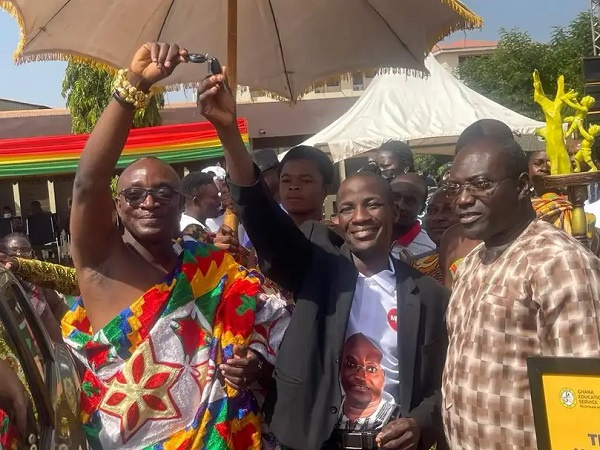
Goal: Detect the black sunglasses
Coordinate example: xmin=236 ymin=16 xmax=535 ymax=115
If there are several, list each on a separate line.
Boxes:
xmin=119 ymin=187 xmax=180 ymax=207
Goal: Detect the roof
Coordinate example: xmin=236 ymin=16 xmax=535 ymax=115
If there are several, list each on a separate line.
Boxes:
xmin=300 ymin=55 xmax=543 ymax=161
xmin=0 ymin=120 xmax=248 ymax=178
xmin=0 ymin=98 xmax=50 ymax=110
xmin=0 ymin=102 xmax=194 ymax=119
xmin=435 ymin=39 xmax=498 ymax=50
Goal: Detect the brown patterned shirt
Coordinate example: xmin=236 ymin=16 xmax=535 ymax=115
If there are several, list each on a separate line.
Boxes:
xmin=442 ymin=220 xmax=600 ymax=449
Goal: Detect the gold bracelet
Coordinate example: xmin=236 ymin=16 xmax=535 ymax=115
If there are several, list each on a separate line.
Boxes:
xmin=112 ymin=69 xmax=152 ymax=110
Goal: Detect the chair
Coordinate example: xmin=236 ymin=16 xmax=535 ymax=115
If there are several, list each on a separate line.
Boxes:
xmin=26 ymin=214 xmax=61 ymax=263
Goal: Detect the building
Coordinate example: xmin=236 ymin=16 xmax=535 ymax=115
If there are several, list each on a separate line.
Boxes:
xmin=0 ymin=98 xmax=50 ymax=111
xmin=432 ymin=39 xmax=498 ymax=75
xmin=0 ymin=40 xmax=497 ymax=221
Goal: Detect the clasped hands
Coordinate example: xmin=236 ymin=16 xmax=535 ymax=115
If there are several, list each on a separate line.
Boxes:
xmin=219 ymin=344 xmax=264 ymax=390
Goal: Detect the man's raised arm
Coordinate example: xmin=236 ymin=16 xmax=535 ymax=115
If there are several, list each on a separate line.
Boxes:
xmin=71 ymin=43 xmax=187 ymax=270
xmin=197 ymin=76 xmax=310 ymax=294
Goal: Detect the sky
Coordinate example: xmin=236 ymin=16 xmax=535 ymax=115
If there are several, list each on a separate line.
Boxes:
xmin=0 ymin=0 xmax=591 ymax=108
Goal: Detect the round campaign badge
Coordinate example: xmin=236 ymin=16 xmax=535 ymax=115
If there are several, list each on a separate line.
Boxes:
xmin=387 ymin=308 xmax=398 ymax=331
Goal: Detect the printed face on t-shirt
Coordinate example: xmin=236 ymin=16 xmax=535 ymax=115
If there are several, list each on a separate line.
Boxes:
xmin=340 ymin=333 xmax=385 ymax=415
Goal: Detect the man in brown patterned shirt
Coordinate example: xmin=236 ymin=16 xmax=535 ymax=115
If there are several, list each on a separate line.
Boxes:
xmin=442 ymin=133 xmax=600 ymax=449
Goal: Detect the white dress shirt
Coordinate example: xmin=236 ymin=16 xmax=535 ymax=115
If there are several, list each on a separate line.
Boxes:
xmin=345 ymin=258 xmax=400 ymax=398
xmin=180 ymin=213 xmax=208 ymax=231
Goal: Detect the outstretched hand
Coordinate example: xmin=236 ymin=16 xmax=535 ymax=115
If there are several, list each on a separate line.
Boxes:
xmin=128 ymin=42 xmax=188 ymax=91
xmin=197 ymin=68 xmax=237 ymax=130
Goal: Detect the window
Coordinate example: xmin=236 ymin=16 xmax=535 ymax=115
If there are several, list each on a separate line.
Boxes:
xmin=325 ymin=77 xmax=341 ymax=92
xmin=352 ymin=72 xmax=364 ymax=91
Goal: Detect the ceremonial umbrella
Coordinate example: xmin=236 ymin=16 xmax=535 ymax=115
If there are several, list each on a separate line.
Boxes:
xmin=1 ymin=0 xmax=481 ymax=101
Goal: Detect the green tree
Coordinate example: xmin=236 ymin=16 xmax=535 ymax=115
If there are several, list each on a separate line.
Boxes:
xmin=62 ymin=61 xmax=165 ymax=134
xmin=414 ymin=154 xmax=451 ymax=177
xmin=458 ymin=12 xmax=593 ymax=121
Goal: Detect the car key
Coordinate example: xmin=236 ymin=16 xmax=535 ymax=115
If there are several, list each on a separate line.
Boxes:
xmin=188 ymin=53 xmax=209 ymax=64
xmin=208 ymin=57 xmax=230 ymax=94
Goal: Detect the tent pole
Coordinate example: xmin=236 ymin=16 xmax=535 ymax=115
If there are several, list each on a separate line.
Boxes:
xmin=224 ymin=0 xmax=240 ymax=236
xmin=227 ymin=0 xmax=238 ymax=95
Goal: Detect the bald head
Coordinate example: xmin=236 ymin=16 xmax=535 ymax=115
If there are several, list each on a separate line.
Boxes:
xmin=457 ymin=136 xmax=529 ymax=179
xmin=339 ymin=172 xmax=393 ymax=205
xmin=456 ymin=119 xmax=514 ymax=154
xmin=118 ymin=157 xmax=180 ymax=191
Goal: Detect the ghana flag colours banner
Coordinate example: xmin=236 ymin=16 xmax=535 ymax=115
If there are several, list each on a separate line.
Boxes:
xmin=0 ymin=119 xmax=248 ymax=178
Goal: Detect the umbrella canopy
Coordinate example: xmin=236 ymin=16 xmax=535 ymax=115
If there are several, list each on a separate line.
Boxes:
xmin=299 ymin=55 xmax=545 ymax=161
xmin=2 ymin=0 xmax=481 ymax=101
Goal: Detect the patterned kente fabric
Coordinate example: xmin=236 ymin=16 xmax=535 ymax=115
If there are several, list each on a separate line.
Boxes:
xmin=448 ymin=258 xmax=463 ymax=282
xmin=0 ymin=409 xmax=20 ymax=450
xmin=183 ymin=224 xmax=292 ymax=305
xmin=61 ymin=239 xmax=291 ymax=450
xmin=531 ymin=192 xmax=596 ymax=238
xmin=410 ymin=253 xmax=442 ymax=284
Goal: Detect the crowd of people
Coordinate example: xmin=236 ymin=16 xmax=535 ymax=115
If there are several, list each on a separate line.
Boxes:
xmin=0 ymin=41 xmax=599 ymax=450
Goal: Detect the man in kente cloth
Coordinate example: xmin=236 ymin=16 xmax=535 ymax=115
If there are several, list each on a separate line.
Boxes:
xmin=61 ymin=42 xmax=290 ymax=450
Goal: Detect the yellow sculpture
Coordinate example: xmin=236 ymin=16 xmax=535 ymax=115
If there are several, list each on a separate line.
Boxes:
xmin=532 ymin=70 xmax=573 ymax=175
xmin=573 ymin=124 xmax=600 ymax=173
xmin=562 ymin=94 xmax=596 ymax=139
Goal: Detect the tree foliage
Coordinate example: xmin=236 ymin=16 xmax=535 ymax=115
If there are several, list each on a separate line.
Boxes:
xmin=414 ymin=154 xmax=452 ymax=177
xmin=458 ymin=12 xmax=594 ymax=121
xmin=62 ymin=62 xmax=165 ymax=134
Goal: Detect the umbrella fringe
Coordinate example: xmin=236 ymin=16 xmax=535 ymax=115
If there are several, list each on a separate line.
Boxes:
xmin=298 ymin=67 xmax=428 ymax=100
xmin=431 ymin=0 xmax=483 ymax=48
xmin=0 ymin=0 xmax=25 ymax=60
xmin=440 ymin=0 xmax=483 ymax=29
xmin=16 ymin=51 xmax=120 ymax=73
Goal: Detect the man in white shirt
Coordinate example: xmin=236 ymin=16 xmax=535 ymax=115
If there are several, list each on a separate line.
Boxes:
xmin=179 ymin=171 xmax=221 ymax=232
xmin=199 ymin=73 xmax=451 ymax=449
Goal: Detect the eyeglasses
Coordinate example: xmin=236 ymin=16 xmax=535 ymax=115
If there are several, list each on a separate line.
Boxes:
xmin=443 ymin=177 xmax=512 ymax=198
xmin=344 ymin=358 xmax=379 ymax=374
xmin=119 ymin=187 xmax=180 ymax=207
xmin=9 ymin=247 xmax=33 ymax=258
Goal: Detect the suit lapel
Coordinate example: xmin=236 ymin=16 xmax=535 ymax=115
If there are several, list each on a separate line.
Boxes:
xmin=394 ymin=259 xmax=421 ymax=415
xmin=330 ymin=244 xmax=358 ymax=349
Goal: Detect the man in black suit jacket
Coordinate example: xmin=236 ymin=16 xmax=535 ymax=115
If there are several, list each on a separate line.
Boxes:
xmin=198 ymin=74 xmax=450 ymax=450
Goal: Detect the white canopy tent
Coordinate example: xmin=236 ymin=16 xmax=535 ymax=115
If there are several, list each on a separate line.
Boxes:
xmin=292 ymin=55 xmax=544 ymax=162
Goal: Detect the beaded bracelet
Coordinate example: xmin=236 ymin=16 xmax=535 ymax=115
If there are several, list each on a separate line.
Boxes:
xmin=112 ymin=69 xmax=152 ymax=109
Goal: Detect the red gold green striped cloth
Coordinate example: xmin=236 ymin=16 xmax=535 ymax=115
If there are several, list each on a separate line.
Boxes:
xmin=0 ymin=119 xmax=248 ymax=178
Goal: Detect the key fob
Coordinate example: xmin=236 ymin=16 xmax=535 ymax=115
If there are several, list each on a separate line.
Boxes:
xmin=208 ymin=57 xmax=230 ymax=94
xmin=188 ymin=53 xmax=208 ymax=64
